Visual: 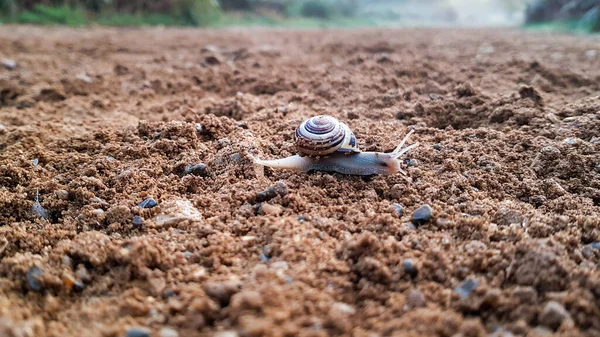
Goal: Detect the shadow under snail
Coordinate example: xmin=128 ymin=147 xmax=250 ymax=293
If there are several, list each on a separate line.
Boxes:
xmin=250 ymin=115 xmax=419 ymax=176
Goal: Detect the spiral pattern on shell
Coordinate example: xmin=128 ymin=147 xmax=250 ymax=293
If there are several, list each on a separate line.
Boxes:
xmin=295 ymin=115 xmax=359 ymax=156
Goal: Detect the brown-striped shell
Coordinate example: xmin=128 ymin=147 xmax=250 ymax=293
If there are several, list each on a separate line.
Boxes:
xmin=294 ymin=115 xmax=360 ymax=156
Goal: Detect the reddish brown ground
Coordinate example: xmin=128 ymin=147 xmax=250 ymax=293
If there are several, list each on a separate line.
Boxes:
xmin=0 ymin=25 xmax=599 ymax=337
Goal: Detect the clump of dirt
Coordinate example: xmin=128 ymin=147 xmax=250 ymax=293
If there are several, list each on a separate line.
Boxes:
xmin=0 ymin=25 xmax=599 ymax=337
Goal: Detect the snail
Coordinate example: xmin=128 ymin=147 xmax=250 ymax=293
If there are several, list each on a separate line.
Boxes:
xmin=250 ymin=115 xmax=418 ymax=176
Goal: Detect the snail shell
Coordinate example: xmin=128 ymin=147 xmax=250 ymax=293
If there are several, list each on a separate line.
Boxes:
xmin=295 ymin=115 xmax=360 ymax=156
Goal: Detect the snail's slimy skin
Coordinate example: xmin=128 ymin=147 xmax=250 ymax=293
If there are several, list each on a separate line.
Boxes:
xmin=253 ymin=152 xmax=405 ymax=176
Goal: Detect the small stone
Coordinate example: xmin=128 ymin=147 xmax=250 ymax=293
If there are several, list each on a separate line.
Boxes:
xmin=271 ymin=261 xmax=288 ymax=270
xmin=539 ymin=301 xmax=571 ymax=330
xmin=258 ymin=253 xmax=270 ymax=262
xmin=2 ymin=58 xmax=17 ymax=70
xmin=595 ymin=164 xmax=600 ymax=173
xmin=126 ymin=326 xmax=151 ymax=337
xmin=255 ymin=182 xmax=288 ymax=203
xmin=214 ymin=332 xmax=239 ymax=337
xmin=407 ymin=159 xmax=418 ymax=167
xmin=259 ymin=203 xmax=283 ymax=216
xmin=391 ymin=203 xmax=403 ymax=217
xmin=205 ymin=56 xmax=221 ymax=65
xmin=27 ymin=267 xmax=44 ymax=292
xmin=32 ymin=158 xmax=39 ymax=166
xmin=512 ymin=286 xmax=537 ymax=303
xmin=455 ymin=279 xmax=478 ymax=299
xmin=76 ymin=73 xmax=93 ymax=84
xmin=139 ymin=198 xmax=158 ymax=209
xmin=230 ymin=153 xmax=241 ymax=161
xmin=433 ymin=144 xmax=442 ymax=150
xmin=76 ymin=264 xmax=91 ymax=282
xmin=0 ymin=123 xmax=5 ymax=134
xmin=184 ymin=163 xmax=207 ymax=176
xmin=32 ymin=192 xmax=49 ymax=220
xmin=591 ymin=137 xmax=599 ymax=143
xmin=204 ymin=281 xmax=242 ymax=306
xmin=132 ymin=215 xmax=143 ymax=227
xmin=114 ymin=64 xmax=129 ymax=75
xmin=493 ymin=208 xmax=523 ymax=226
xmin=411 ymin=204 xmax=433 ymax=225
xmin=407 ymin=289 xmax=426 ymax=308
xmin=56 ymin=189 xmax=69 ymax=200
xmin=91 ymin=209 xmax=105 ymax=218
xmin=159 ymin=328 xmax=179 ymax=337
xmin=403 ymin=259 xmax=418 ymax=278
xmin=588 ymin=242 xmax=600 ymax=250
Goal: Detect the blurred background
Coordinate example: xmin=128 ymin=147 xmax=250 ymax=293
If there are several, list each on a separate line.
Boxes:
xmin=0 ymin=0 xmax=598 ymax=32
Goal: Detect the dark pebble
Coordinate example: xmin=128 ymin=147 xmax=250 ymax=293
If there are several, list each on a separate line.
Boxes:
xmin=132 ymin=215 xmax=143 ymax=227
xmin=403 ymin=259 xmax=418 ymax=278
xmin=433 ymin=144 xmax=442 ymax=150
xmin=205 ymin=55 xmax=221 ymax=65
xmin=255 ymin=182 xmax=288 ymax=203
xmin=126 ymin=326 xmax=151 ymax=337
xmin=184 ymin=163 xmax=207 ymax=176
xmin=411 ymin=204 xmax=433 ymax=225
xmin=297 ymin=215 xmax=307 ymax=221
xmin=27 ymin=267 xmax=44 ymax=292
xmin=595 ymin=164 xmax=600 ymax=173
xmin=454 ymin=279 xmax=479 ymax=299
xmin=392 ymin=203 xmax=404 ymax=217
xmin=139 ymin=198 xmax=157 ymax=209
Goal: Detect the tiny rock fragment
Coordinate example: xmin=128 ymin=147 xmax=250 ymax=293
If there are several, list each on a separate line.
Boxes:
xmin=403 ymin=259 xmax=418 ymax=278
xmin=114 ymin=64 xmax=129 ymax=75
xmin=126 ymin=326 xmax=152 ymax=337
xmin=159 ymin=327 xmax=179 ymax=337
xmin=55 ymin=189 xmax=69 ymax=200
xmin=76 ymin=264 xmax=91 ymax=282
xmin=519 ymin=85 xmax=544 ymax=106
xmin=0 ymin=123 xmax=6 ymax=134
xmin=411 ymin=204 xmax=433 ymax=225
xmin=139 ymin=198 xmax=158 ymax=209
xmin=184 ymin=163 xmax=207 ymax=176
xmin=2 ymin=58 xmax=17 ymax=70
xmin=255 ymin=182 xmax=288 ymax=203
xmin=205 ymin=56 xmax=221 ymax=65
xmin=454 ymin=279 xmax=479 ymax=299
xmin=214 ymin=332 xmax=239 ymax=337
xmin=32 ymin=191 xmax=49 ymax=220
xmin=132 ymin=215 xmax=143 ymax=227
xmin=27 ymin=267 xmax=44 ymax=292
xmin=539 ymin=301 xmax=571 ymax=330
xmin=391 ymin=203 xmax=403 ymax=217
xmin=407 ymin=289 xmax=426 ymax=308
xmin=154 ymin=198 xmax=202 ymax=227
xmin=259 ymin=203 xmax=283 ymax=216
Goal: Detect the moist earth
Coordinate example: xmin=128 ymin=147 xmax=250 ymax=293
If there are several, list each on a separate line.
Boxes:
xmin=0 ymin=25 xmax=599 ymax=337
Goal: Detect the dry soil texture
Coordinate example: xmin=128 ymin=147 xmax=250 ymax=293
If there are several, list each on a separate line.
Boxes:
xmin=0 ymin=25 xmax=599 ymax=337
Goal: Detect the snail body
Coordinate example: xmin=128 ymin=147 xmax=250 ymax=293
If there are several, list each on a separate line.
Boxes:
xmin=252 ymin=115 xmax=418 ymax=176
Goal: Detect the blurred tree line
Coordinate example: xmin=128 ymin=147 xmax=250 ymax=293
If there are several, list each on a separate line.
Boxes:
xmin=525 ymin=0 xmax=600 ymax=31
xmin=0 ymin=0 xmax=363 ymax=26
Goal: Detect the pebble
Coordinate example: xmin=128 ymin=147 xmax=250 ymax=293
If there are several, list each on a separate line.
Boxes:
xmin=205 ymin=55 xmax=221 ymax=65
xmin=433 ymin=143 xmax=442 ymax=150
xmin=91 ymin=209 xmax=105 ymax=217
xmin=539 ymin=301 xmax=571 ymax=329
xmin=76 ymin=265 xmax=91 ymax=282
xmin=126 ymin=326 xmax=151 ymax=337
xmin=406 ymin=289 xmax=426 ymax=308
xmin=32 ymin=192 xmax=49 ymax=220
xmin=159 ymin=328 xmax=179 ymax=337
xmin=588 ymin=242 xmax=600 ymax=250
xmin=454 ymin=279 xmax=479 ymax=299
xmin=2 ymin=58 xmax=17 ymax=70
xmin=139 ymin=198 xmax=158 ymax=209
xmin=595 ymin=163 xmax=600 ymax=173
xmin=132 ymin=215 xmax=143 ymax=227
xmin=27 ymin=267 xmax=44 ymax=292
xmin=56 ymin=189 xmax=69 ymax=200
xmin=259 ymin=203 xmax=283 ymax=216
xmin=391 ymin=203 xmax=403 ymax=217
xmin=184 ymin=163 xmax=207 ymax=176
xmin=255 ymin=182 xmax=288 ymax=203
xmin=214 ymin=332 xmax=239 ymax=337
xmin=402 ymin=259 xmax=418 ymax=278
xmin=411 ymin=204 xmax=433 ymax=225
xmin=32 ymin=158 xmax=39 ymax=166
xmin=0 ymin=123 xmax=5 ymax=134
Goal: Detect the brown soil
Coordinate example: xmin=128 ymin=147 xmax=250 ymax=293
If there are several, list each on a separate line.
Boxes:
xmin=0 ymin=25 xmax=599 ymax=337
